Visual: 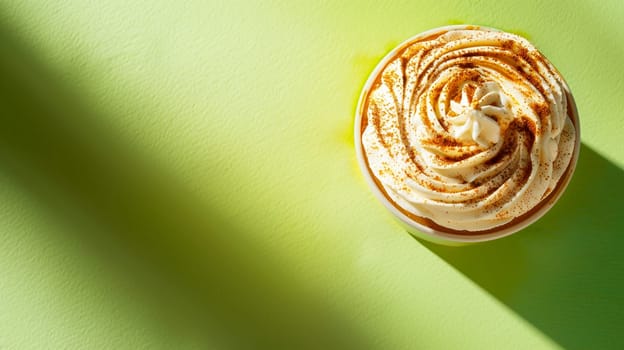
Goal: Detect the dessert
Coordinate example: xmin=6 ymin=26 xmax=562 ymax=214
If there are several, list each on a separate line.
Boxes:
xmin=355 ymin=25 xmax=579 ymax=242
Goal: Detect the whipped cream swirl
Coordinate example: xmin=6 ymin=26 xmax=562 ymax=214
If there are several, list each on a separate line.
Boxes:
xmin=361 ymin=26 xmax=577 ymax=232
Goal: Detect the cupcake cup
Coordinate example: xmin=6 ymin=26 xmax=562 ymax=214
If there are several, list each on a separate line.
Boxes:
xmin=354 ymin=25 xmax=580 ymax=245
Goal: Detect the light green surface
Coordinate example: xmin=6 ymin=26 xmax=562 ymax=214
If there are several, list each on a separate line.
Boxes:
xmin=1 ymin=1 xmax=623 ymax=349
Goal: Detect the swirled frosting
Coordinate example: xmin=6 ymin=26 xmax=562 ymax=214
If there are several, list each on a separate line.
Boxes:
xmin=361 ymin=26 xmax=577 ymax=232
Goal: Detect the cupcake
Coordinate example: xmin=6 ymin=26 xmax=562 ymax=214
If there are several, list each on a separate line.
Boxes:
xmin=355 ymin=25 xmax=580 ymax=244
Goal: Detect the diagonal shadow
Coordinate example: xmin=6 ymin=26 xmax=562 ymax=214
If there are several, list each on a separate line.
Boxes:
xmin=423 ymin=144 xmax=624 ymax=350
xmin=0 ymin=23 xmax=372 ymax=349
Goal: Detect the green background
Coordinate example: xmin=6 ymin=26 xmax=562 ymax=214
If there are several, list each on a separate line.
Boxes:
xmin=1 ymin=1 xmax=623 ymax=349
